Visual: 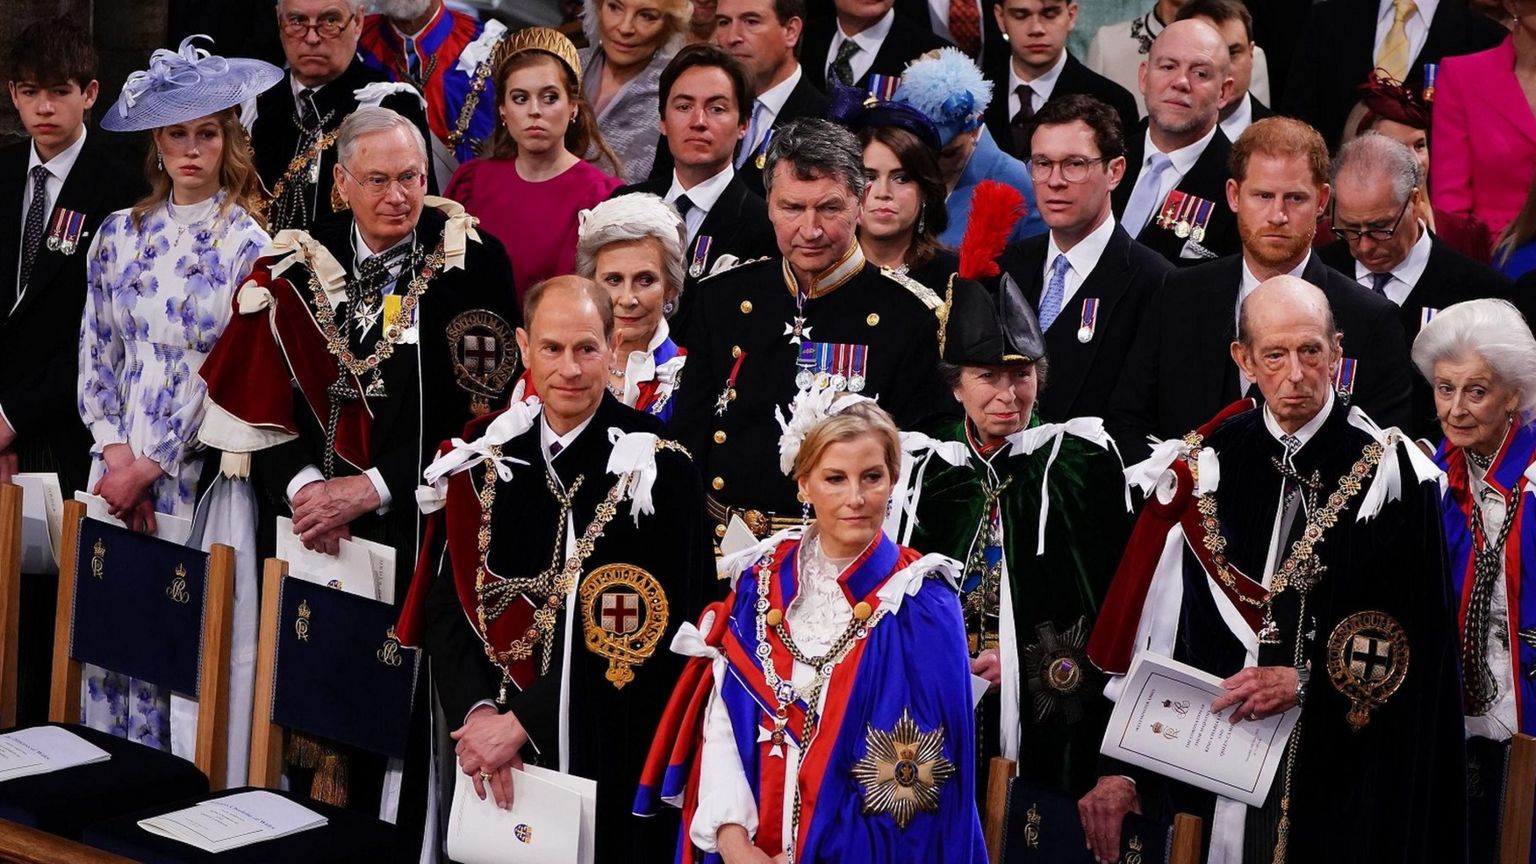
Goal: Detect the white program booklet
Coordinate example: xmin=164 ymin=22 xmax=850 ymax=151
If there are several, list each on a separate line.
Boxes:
xmin=447 ymin=764 xmax=597 ymax=864
xmin=13 ymin=473 xmax=63 ymax=573
xmin=137 ymin=790 xmax=327 ymax=853
xmin=0 ymin=726 xmax=110 ymax=781
xmin=1100 ymin=651 xmax=1300 ymax=807
xmin=74 ymin=491 xmax=193 ymax=545
xmin=275 ymin=516 xmax=396 ymax=603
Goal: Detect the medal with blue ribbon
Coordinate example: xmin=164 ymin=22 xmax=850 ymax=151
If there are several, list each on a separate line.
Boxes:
xmin=796 ymin=341 xmax=869 ymax=392
xmin=1423 ymin=63 xmax=1438 ymax=103
xmin=1077 ymin=297 xmax=1099 ymax=344
xmin=1332 ymin=357 xmax=1358 ymax=401
xmin=689 ymin=235 xmax=712 ymax=278
xmin=753 ymin=128 xmax=775 ymax=170
xmin=1190 ymin=197 xmax=1215 ymax=244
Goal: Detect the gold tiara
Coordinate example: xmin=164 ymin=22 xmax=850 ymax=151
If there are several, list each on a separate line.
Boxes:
xmin=498 ymin=26 xmax=584 ymax=87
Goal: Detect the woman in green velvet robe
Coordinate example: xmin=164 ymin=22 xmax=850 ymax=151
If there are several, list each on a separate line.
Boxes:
xmin=888 ymin=276 xmax=1132 ymax=796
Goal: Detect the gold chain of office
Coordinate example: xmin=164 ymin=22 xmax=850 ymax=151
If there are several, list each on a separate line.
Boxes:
xmin=1183 ymin=430 xmax=1386 ymax=608
xmin=303 ymin=241 xmax=444 ymax=378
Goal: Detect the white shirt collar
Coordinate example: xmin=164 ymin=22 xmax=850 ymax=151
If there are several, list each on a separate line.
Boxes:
xmin=1262 ymin=387 xmax=1335 ymax=452
xmin=352 ymin=225 xmax=415 ymax=271
xmin=289 ymin=74 xmax=329 ymax=99
xmin=1047 ymin=213 xmax=1118 ymax=280
xmin=1144 ymin=122 xmax=1219 ymax=178
xmin=833 ymin=8 xmax=895 ymax=55
xmin=757 ymin=64 xmax=803 ymax=118
xmin=1218 ymin=93 xmax=1254 ymax=142
xmin=1352 ymin=220 xmax=1432 ymax=306
xmin=27 ymin=126 xmax=87 ymax=182
xmin=666 ymin=163 xmax=734 ymax=211
xmin=1240 ymin=252 xmax=1310 ymax=299
xmin=540 ymin=410 xmax=597 ymax=464
xmin=1012 ymin=47 xmax=1068 ymax=95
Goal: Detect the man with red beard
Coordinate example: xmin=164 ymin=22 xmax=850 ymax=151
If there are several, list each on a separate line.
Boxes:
xmin=1107 ymin=116 xmax=1413 ymax=460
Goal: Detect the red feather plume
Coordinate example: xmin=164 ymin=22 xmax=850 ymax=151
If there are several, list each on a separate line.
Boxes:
xmin=957 ymin=180 xmax=1026 ymax=280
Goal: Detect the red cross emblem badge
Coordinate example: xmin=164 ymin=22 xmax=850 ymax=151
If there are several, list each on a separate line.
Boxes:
xmin=600 ymin=591 xmax=642 ymax=635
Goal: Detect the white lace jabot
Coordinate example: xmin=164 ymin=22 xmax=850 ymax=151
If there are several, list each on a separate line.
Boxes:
xmin=786 ymin=529 xmax=857 ymax=652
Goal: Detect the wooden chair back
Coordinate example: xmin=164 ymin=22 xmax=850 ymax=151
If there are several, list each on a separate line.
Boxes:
xmin=0 ymin=817 xmax=137 ymax=864
xmin=45 ymin=501 xmax=235 ymax=788
xmin=0 ymin=484 xmax=21 ymax=728
xmin=1501 ymin=733 xmax=1536 ymax=863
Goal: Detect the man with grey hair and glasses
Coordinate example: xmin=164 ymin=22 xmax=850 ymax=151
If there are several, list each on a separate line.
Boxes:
xmin=672 ymin=117 xmax=950 ymax=539
xmin=201 ymin=106 xmax=519 ymax=598
xmin=1317 ymin=132 xmax=1515 ymax=441
xmin=250 ymin=0 xmax=434 ymax=231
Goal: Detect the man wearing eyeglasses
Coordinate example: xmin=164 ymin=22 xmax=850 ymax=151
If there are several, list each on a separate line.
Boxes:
xmin=201 ymin=107 xmax=519 ymax=602
xmin=1317 ymin=133 xmax=1514 ymax=442
xmin=251 ymin=0 xmax=435 ymax=232
xmin=998 ymin=93 xmax=1171 ymax=422
xmin=1108 ymin=116 xmax=1414 ymax=461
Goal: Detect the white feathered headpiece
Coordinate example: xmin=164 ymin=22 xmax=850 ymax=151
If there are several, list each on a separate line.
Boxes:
xmin=774 ymin=382 xmax=877 ymax=476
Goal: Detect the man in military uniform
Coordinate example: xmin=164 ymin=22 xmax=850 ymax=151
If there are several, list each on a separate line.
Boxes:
xmin=198 ymin=106 xmax=520 ymax=602
xmin=672 ymin=117 xmax=950 ymax=540
xmin=252 ymin=0 xmax=435 ymax=231
xmin=398 ymin=276 xmax=713 ymax=862
xmin=1080 ymin=277 xmax=1464 ymax=863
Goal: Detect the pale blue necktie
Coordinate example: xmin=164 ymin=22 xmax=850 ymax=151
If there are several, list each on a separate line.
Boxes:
xmin=1039 ymin=253 xmax=1071 ymax=332
xmin=1122 ymin=152 xmax=1174 ymax=237
xmin=736 ymin=100 xmax=766 ymax=170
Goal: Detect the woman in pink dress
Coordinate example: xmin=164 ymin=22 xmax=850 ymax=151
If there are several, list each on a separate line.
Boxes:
xmin=445 ymin=27 xmax=622 ymax=301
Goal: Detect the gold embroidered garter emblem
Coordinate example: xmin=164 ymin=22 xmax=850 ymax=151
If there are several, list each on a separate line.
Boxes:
xmin=578 ymin=563 xmax=669 ymax=690
xmin=1327 ymin=609 xmax=1409 ymax=729
xmin=850 ymin=708 xmax=956 ymax=828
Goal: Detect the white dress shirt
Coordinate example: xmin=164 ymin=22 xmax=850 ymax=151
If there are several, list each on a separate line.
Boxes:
xmin=826 ymin=9 xmax=894 ymax=86
xmin=745 ymin=65 xmax=803 ymax=157
xmin=1259 ymin=387 xmax=1335 ymax=586
xmin=666 ymin=165 xmax=735 ymax=247
xmin=1351 ymin=222 xmax=1431 ymax=308
xmin=1219 ymin=92 xmax=1255 ymax=142
xmin=1130 ymin=123 xmax=1219 ymax=226
xmin=1042 ymin=213 xmax=1118 ymax=313
xmin=1009 ymin=49 xmax=1068 ymax=118
xmin=1236 ymin=253 xmax=1311 ymax=393
xmin=1373 ymin=0 xmax=1439 ymax=69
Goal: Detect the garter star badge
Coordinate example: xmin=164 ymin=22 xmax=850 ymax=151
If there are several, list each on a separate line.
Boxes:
xmin=578 ymin=563 xmax=669 ymax=690
xmin=1023 ymin=616 xmax=1090 ymax=723
xmin=850 ymin=709 xmax=956 ymax=828
xmin=1327 ymin=610 xmax=1409 ymax=730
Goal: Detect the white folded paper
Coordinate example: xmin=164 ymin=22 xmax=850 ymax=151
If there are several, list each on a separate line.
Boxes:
xmin=13 ymin=473 xmax=62 ymax=573
xmin=275 ymin=516 xmax=396 ymax=603
xmin=74 ymin=491 xmax=193 ymax=544
xmin=137 ymin=790 xmax=327 ymax=853
xmin=0 ymin=726 xmax=110 ymax=782
xmin=1100 ymin=651 xmax=1300 ymax=807
xmin=447 ymin=764 xmax=596 ymax=864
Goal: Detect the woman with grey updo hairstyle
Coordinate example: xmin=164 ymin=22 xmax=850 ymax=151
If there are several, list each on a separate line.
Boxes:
xmin=576 ymin=192 xmax=688 ymax=422
xmin=1413 ymin=298 xmax=1536 ymax=754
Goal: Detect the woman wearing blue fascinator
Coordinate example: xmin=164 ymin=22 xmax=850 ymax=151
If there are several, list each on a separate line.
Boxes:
xmin=828 ymin=83 xmax=958 ymax=297
xmin=77 ymin=36 xmax=278 ymax=773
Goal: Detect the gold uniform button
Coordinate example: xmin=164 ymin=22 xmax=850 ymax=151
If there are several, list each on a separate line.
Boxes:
xmin=866 ymin=313 xmax=880 ymax=326
xmin=711 ymin=476 xmax=725 ymax=490
xmin=731 ymin=345 xmax=743 ymax=358
xmin=765 ymin=608 xmax=783 ymax=627
xmin=853 ymin=601 xmax=873 ymax=621
xmin=740 ymin=301 xmax=754 ymax=314
xmin=715 ymin=523 xmax=727 ymax=538
xmin=713 ymin=430 xmax=727 ymax=444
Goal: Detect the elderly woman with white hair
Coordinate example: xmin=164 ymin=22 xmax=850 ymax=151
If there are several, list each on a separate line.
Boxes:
xmin=581 ymin=0 xmax=691 ymax=182
xmin=576 ymin=192 xmax=687 ymax=422
xmin=1413 ymin=298 xmax=1536 ymax=763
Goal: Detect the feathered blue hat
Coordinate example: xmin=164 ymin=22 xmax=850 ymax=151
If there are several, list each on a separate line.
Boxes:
xmin=103 ymin=36 xmax=282 ymax=132
xmin=894 ymin=48 xmax=991 ymax=146
xmin=825 ymin=83 xmax=943 ymax=151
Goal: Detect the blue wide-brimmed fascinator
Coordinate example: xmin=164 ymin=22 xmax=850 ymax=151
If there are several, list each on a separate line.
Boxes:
xmin=102 ymin=36 xmax=283 ymax=132
xmin=825 ymin=83 xmax=944 ymax=151
xmin=894 ymin=47 xmax=991 ymax=146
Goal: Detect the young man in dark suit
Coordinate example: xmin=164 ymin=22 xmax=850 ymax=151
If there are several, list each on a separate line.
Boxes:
xmin=252 ymin=0 xmax=434 ymax=231
xmin=983 ymin=0 xmax=1138 ymax=159
xmin=1281 ymin=0 xmax=1505 ymax=148
xmin=1318 ymin=132 xmax=1516 ymax=440
xmin=0 ymin=16 xmax=140 ymax=495
xmin=1000 ymin=94 xmax=1172 ymax=422
xmin=1112 ymin=19 xmax=1241 ymax=267
xmin=1176 ymin=0 xmax=1273 ymax=141
xmin=663 ymin=0 xmax=828 ymax=196
xmin=801 ymin=0 xmax=950 ymax=94
xmin=1109 ymin=116 xmax=1414 ymax=460
xmin=613 ymin=44 xmax=776 ymax=340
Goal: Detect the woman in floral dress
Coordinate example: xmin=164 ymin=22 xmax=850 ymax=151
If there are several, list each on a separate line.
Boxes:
xmin=76 ymin=37 xmax=278 ymax=751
